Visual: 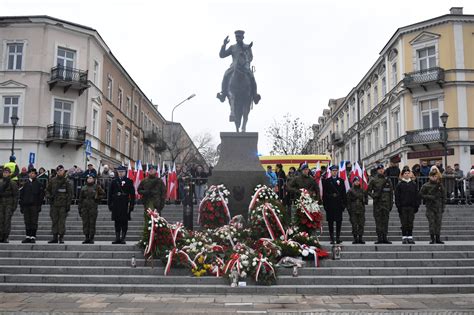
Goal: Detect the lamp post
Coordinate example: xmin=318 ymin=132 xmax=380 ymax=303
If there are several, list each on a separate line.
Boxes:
xmin=440 ymin=112 xmax=449 ymax=169
xmin=171 ymin=94 xmax=196 ymax=122
xmin=10 ymin=115 xmax=19 ymax=157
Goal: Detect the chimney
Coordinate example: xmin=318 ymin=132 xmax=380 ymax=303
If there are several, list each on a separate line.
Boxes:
xmin=450 ymin=7 xmax=463 ymax=15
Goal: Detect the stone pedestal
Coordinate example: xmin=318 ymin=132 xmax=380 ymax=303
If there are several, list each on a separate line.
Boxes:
xmin=208 ymin=132 xmax=267 ymax=219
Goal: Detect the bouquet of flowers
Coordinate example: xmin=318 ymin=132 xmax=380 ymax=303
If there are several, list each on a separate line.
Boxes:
xmin=250 ymin=254 xmax=277 ymax=286
xmin=294 ymin=189 xmax=323 ymax=234
xmin=198 ymin=185 xmax=231 ymax=229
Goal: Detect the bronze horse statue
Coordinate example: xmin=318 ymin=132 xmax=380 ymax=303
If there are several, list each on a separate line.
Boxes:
xmin=228 ymin=53 xmax=252 ymax=132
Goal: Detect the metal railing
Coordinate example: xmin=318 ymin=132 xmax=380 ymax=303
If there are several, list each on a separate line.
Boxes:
xmin=46 ymin=123 xmax=86 ymax=142
xmin=50 ymin=65 xmax=88 ymax=84
xmin=403 ymin=67 xmax=445 ymax=87
xmin=405 ymin=127 xmax=445 ymax=145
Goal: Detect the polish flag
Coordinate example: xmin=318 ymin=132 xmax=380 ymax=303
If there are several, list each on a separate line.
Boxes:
xmin=134 ymin=160 xmax=144 ymax=199
xmin=156 ymin=163 xmax=161 ymax=178
xmin=338 ymin=161 xmax=351 ymax=192
xmin=362 ymin=163 xmax=369 ymax=191
xmin=127 ymin=160 xmax=135 ymax=181
xmin=145 ymin=163 xmax=149 ymax=178
xmin=326 ymin=163 xmax=332 ymax=179
xmin=313 ymin=161 xmax=323 ymax=200
xmin=162 ymin=161 xmax=168 ymax=187
xmin=167 ymin=162 xmax=178 ymax=200
xmin=351 ymin=161 xmax=363 ymax=184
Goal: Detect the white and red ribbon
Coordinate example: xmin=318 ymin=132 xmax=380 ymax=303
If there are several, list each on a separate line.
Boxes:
xmin=254 ymin=253 xmax=276 ymax=282
xmin=301 ymin=244 xmax=319 ymax=268
xmin=249 ymin=186 xmax=267 ymax=211
xmin=224 ymin=254 xmax=242 ymax=274
xmin=261 ymin=203 xmax=285 ymax=240
xmin=164 ymin=248 xmax=197 ymax=276
xmin=198 ymin=185 xmax=231 ymax=225
xmin=144 ymin=209 xmax=160 ymax=258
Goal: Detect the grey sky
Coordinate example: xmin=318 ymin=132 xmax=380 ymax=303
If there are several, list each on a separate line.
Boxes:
xmin=3 ymin=0 xmax=472 ymax=154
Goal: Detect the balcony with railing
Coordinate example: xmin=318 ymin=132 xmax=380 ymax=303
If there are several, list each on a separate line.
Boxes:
xmin=46 ymin=123 xmax=86 ymax=149
xmin=403 ymin=67 xmax=445 ymax=92
xmin=144 ymin=130 xmax=168 ymax=152
xmin=48 ymin=65 xmax=90 ymax=95
xmin=405 ymin=127 xmax=446 ymax=149
xmin=330 ymin=132 xmax=344 ymax=147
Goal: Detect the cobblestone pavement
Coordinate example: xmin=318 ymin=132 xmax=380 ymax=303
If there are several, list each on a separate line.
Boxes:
xmin=0 ymin=293 xmax=474 ymax=314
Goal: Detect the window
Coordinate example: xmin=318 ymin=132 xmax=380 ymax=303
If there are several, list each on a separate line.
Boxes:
xmin=381 ymin=77 xmax=387 ymax=96
xmin=125 ymin=130 xmax=130 ymax=156
xmin=57 ymin=48 xmax=75 ymax=81
xmin=346 ymin=111 xmax=350 ymax=129
xmin=118 ymin=88 xmax=123 ymax=110
xmin=417 ymin=46 xmax=436 ymax=70
xmin=360 ymin=135 xmax=365 ymax=156
xmin=373 ymin=85 xmax=378 ymax=105
xmin=2 ymin=96 xmax=19 ymax=124
xmin=391 ymin=63 xmax=397 ymax=88
xmin=367 ymin=131 xmax=372 ymax=153
xmin=361 ymin=99 xmax=365 ymax=117
xmin=116 ymin=127 xmax=122 ymax=152
xmin=420 ymin=99 xmax=439 ymax=129
xmin=340 ymin=117 xmax=344 ymax=133
xmin=53 ymin=99 xmax=72 ymax=125
xmin=107 ymin=77 xmax=113 ymax=100
xmin=134 ymin=104 xmax=138 ymax=121
xmin=92 ymin=108 xmax=99 ymax=137
xmin=126 ymin=96 xmax=131 ymax=117
xmin=382 ymin=120 xmax=388 ymax=146
xmin=93 ymin=61 xmax=99 ymax=84
xmin=7 ymin=43 xmax=23 ymax=70
xmin=374 ymin=126 xmax=379 ymax=149
xmin=132 ymin=136 xmax=138 ymax=160
xmin=105 ymin=119 xmax=112 ymax=146
xmin=367 ymin=92 xmax=371 ymax=112
xmin=352 ymin=105 xmax=356 ymax=124
xmin=393 ymin=111 xmax=400 ymax=138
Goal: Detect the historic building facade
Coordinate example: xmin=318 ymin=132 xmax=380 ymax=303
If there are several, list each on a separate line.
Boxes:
xmin=0 ymin=16 xmax=203 ymax=171
xmin=310 ymin=7 xmax=474 ymax=172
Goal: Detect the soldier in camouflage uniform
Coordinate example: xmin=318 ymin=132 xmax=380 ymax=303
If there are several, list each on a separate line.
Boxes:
xmin=137 ymin=165 xmax=166 ymax=215
xmin=368 ymin=164 xmax=393 ymax=244
xmin=78 ymin=174 xmax=105 ymax=244
xmin=420 ymin=170 xmax=446 ymax=244
xmin=0 ymin=168 xmax=18 ymax=243
xmin=347 ymin=176 xmax=366 ymax=244
xmin=46 ymin=165 xmax=73 ymax=244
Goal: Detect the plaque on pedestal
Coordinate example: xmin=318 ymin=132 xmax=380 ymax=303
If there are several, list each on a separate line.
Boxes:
xmin=208 ymin=132 xmax=267 ymax=219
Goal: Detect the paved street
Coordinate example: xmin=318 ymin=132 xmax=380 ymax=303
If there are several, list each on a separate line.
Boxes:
xmin=0 ymin=292 xmax=474 ymax=314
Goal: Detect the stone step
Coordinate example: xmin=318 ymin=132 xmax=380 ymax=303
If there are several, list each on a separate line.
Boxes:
xmin=0 ymin=282 xmax=473 ymax=295
xmin=320 ymin=258 xmax=474 ymax=267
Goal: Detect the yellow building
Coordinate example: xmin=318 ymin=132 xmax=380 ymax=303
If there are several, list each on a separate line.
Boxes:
xmin=311 ymin=7 xmax=474 ymax=172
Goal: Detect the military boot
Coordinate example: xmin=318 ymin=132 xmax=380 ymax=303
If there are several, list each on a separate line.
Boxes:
xmin=112 ymin=232 xmax=121 ymax=244
xmin=382 ymin=234 xmax=392 ymax=244
xmin=30 ymin=230 xmax=37 ymax=244
xmin=58 ymin=234 xmax=64 ymax=244
xmin=352 ymin=234 xmax=358 ymax=244
xmin=435 ymin=235 xmax=445 ymax=244
xmin=89 ymin=234 xmax=95 ymax=244
xmin=429 ymin=234 xmax=436 ymax=244
xmin=358 ymin=235 xmax=365 ymax=244
xmin=2 ymin=234 xmax=9 ymax=243
xmin=120 ymin=231 xmax=127 ymax=244
xmin=82 ymin=235 xmax=90 ymax=244
xmin=48 ymin=234 xmax=59 ymax=244
xmin=22 ymin=230 xmax=31 ymax=243
xmin=375 ymin=233 xmax=383 ymax=244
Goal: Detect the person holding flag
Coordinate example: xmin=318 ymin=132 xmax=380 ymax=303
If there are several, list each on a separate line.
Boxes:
xmin=322 ymin=165 xmax=347 ymax=244
xmin=137 ymin=165 xmax=166 ymax=215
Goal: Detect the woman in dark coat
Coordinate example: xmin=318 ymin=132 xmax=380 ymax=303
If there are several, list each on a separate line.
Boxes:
xmin=108 ymin=166 xmax=135 ymax=244
xmin=322 ymin=165 xmax=347 ymax=244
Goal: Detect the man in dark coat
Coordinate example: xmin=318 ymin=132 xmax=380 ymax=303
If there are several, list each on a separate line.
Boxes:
xmin=108 ymin=165 xmax=135 ymax=244
xmin=368 ymin=164 xmax=393 ymax=244
xmin=395 ymin=167 xmax=421 ymax=244
xmin=322 ymin=165 xmax=347 ymax=244
xmin=19 ymin=168 xmax=45 ymax=243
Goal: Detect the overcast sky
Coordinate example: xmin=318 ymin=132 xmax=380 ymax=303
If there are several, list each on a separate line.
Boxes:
xmin=3 ymin=0 xmax=472 ymax=154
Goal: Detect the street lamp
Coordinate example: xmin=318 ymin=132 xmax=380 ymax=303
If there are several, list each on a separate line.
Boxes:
xmin=10 ymin=115 xmax=19 ymax=157
xmin=171 ymin=94 xmax=196 ymax=122
xmin=440 ymin=112 xmax=449 ymax=169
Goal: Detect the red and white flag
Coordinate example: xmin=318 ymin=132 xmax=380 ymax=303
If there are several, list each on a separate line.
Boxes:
xmin=350 ymin=161 xmax=362 ymax=184
xmin=134 ymin=160 xmax=144 ymax=199
xmin=167 ymin=162 xmax=178 ymax=200
xmin=145 ymin=163 xmax=149 ymax=178
xmin=362 ymin=163 xmax=369 ymax=191
xmin=127 ymin=160 xmax=135 ymax=181
xmin=338 ymin=161 xmax=351 ymax=192
xmin=313 ymin=161 xmax=323 ymax=200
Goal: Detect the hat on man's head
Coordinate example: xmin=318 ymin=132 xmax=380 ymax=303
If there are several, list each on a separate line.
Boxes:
xmin=117 ymin=165 xmax=127 ymax=172
xmin=300 ymin=163 xmax=309 ymax=171
xmin=56 ymin=165 xmax=65 ymax=171
xmin=148 ymin=164 xmax=156 ymax=170
xmin=329 ymin=165 xmax=339 ymax=171
xmin=9 ymin=155 xmax=16 ymax=161
xmin=376 ymin=164 xmax=385 ymax=170
xmin=234 ymin=30 xmax=245 ymax=36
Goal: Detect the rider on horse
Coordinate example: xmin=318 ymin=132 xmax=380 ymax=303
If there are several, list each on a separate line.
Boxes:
xmin=217 ymin=30 xmax=261 ymax=105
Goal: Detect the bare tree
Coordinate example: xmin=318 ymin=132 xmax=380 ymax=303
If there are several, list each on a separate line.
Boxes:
xmin=163 ymin=123 xmax=205 ymax=166
xmin=193 ymin=132 xmax=219 ymax=167
xmin=266 ymin=113 xmax=312 ymax=155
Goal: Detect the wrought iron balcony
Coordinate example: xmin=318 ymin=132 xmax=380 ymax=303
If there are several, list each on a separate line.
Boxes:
xmin=144 ymin=130 xmax=158 ymax=144
xmin=48 ymin=65 xmax=90 ymax=95
xmin=405 ymin=127 xmax=446 ymax=146
xmin=46 ymin=123 xmax=86 ymax=149
xmin=154 ymin=138 xmax=168 ymax=153
xmin=330 ymin=132 xmax=344 ymax=147
xmin=403 ymin=67 xmax=445 ymax=92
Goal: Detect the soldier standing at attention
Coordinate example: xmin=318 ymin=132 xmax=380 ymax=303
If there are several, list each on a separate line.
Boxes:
xmin=347 ymin=176 xmax=366 ymax=244
xmin=322 ymin=165 xmax=347 ymax=244
xmin=368 ymin=164 xmax=393 ymax=244
xmin=46 ymin=165 xmax=73 ymax=244
xmin=395 ymin=167 xmax=421 ymax=244
xmin=420 ymin=169 xmax=446 ymax=244
xmin=0 ymin=168 xmax=18 ymax=243
xmin=108 ymin=165 xmax=135 ymax=244
xmin=137 ymin=165 xmax=166 ymax=215
xmin=78 ymin=174 xmax=105 ymax=244
xmin=19 ymin=168 xmax=45 ymax=243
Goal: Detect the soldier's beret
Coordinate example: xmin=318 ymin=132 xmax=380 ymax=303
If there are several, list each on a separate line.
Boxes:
xmin=300 ymin=163 xmax=309 ymax=170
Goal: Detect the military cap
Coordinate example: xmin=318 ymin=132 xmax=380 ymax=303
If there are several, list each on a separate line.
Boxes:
xmin=56 ymin=165 xmax=65 ymax=171
xmin=300 ymin=163 xmax=309 ymax=170
xmin=329 ymin=165 xmax=339 ymax=171
xmin=376 ymin=164 xmax=385 ymax=170
xmin=234 ymin=30 xmax=245 ymax=36
xmin=117 ymin=165 xmax=127 ymax=171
